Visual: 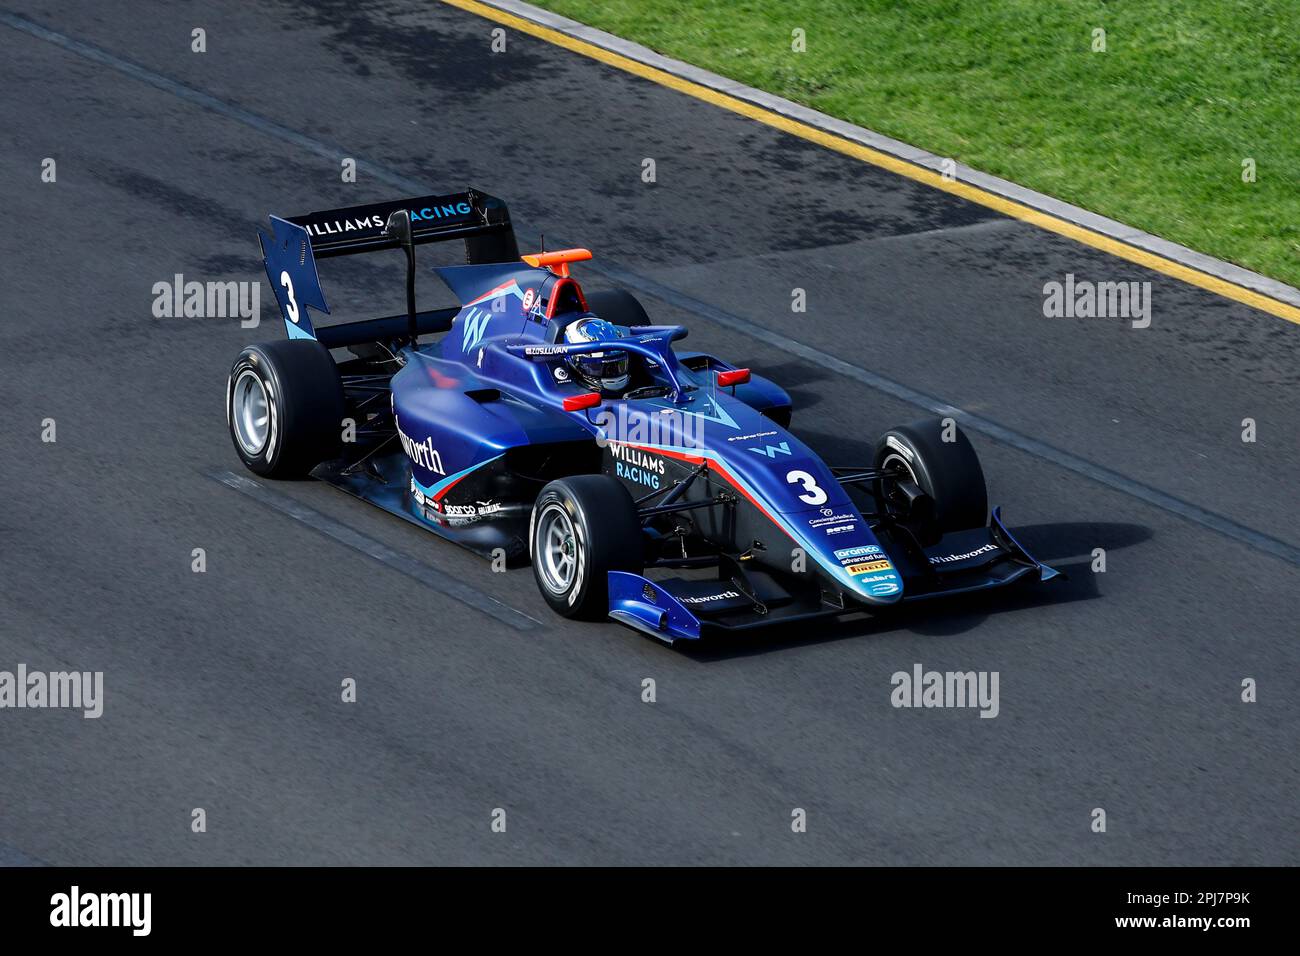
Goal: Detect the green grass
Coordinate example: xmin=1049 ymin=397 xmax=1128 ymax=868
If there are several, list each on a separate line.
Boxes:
xmin=531 ymin=0 xmax=1300 ymax=287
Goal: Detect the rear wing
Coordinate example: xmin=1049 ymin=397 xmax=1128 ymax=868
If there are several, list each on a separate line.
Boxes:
xmin=285 ymin=189 xmax=518 ymax=261
xmin=259 ymin=188 xmax=520 ymax=343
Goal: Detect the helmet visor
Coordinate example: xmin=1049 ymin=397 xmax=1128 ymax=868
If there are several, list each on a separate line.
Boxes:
xmin=572 ymin=350 xmax=628 ymax=383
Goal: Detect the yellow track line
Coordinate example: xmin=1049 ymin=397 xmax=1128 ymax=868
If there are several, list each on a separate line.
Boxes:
xmin=443 ymin=0 xmax=1300 ymax=327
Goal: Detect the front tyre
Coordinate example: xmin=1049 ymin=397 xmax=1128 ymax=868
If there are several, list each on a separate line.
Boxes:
xmin=227 ymin=340 xmax=345 ymax=478
xmin=530 ymin=475 xmax=643 ymax=619
xmin=874 ymin=419 xmax=988 ymax=538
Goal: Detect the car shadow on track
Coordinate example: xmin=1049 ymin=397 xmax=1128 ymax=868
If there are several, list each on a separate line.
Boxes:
xmin=674 ymin=520 xmax=1151 ymax=661
xmin=740 ymin=360 xmax=833 ymax=413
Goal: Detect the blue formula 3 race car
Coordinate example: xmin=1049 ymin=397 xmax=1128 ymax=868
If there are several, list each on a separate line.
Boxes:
xmin=226 ymin=189 xmax=1057 ymax=643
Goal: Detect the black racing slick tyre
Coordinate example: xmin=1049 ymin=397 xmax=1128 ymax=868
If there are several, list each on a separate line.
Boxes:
xmin=227 ymin=340 xmax=345 ymax=479
xmin=530 ymin=475 xmax=644 ymax=620
xmin=584 ymin=289 xmax=650 ymax=328
xmin=874 ymin=419 xmax=988 ymax=536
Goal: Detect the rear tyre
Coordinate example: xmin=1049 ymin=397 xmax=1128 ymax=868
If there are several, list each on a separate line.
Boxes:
xmin=530 ymin=475 xmax=644 ymax=619
xmin=874 ymin=419 xmax=988 ymax=539
xmin=584 ymin=288 xmax=650 ymax=327
xmin=227 ymin=340 xmax=345 ymax=478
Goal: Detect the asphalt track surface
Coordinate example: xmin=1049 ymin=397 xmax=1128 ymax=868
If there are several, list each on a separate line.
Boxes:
xmin=1 ymin=1 xmax=1296 ymax=866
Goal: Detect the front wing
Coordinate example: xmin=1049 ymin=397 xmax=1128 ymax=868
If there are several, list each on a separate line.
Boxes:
xmin=608 ymin=507 xmax=1059 ymax=643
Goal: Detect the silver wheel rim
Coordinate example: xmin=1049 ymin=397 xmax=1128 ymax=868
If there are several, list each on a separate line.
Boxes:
xmin=232 ymin=369 xmax=270 ymax=456
xmin=537 ymin=504 xmax=579 ymax=595
xmin=880 ymin=452 xmax=920 ymax=511
xmin=880 ymin=452 xmax=917 ymax=485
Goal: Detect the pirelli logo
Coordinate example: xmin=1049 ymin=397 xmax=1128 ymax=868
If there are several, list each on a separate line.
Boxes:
xmin=848 ymin=560 xmax=893 ymax=575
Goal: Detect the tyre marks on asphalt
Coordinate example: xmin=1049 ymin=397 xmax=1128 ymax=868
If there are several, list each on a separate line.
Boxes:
xmin=587 ymin=260 xmax=1300 ymax=570
xmin=8 ymin=11 xmax=1297 ymax=570
xmin=209 ymin=471 xmax=544 ymax=631
xmin=448 ymin=0 xmax=1300 ymax=327
xmin=0 ymin=843 xmax=47 ymax=866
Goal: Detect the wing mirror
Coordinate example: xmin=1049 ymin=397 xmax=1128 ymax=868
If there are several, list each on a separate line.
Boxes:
xmin=716 ymin=368 xmax=751 ymax=388
xmin=563 ymin=392 xmax=603 ymax=412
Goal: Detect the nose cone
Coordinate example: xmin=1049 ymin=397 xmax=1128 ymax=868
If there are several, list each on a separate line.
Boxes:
xmin=846 ymin=562 xmax=904 ymax=604
xmin=822 ymin=543 xmax=904 ymax=605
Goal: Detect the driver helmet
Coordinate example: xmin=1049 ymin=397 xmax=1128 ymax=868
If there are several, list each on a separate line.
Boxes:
xmin=563 ymin=317 xmax=629 ymax=394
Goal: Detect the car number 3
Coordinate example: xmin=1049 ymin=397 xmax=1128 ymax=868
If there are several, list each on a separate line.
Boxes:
xmin=280 ymin=270 xmax=300 ymax=324
xmin=786 ymin=470 xmax=827 ymax=505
